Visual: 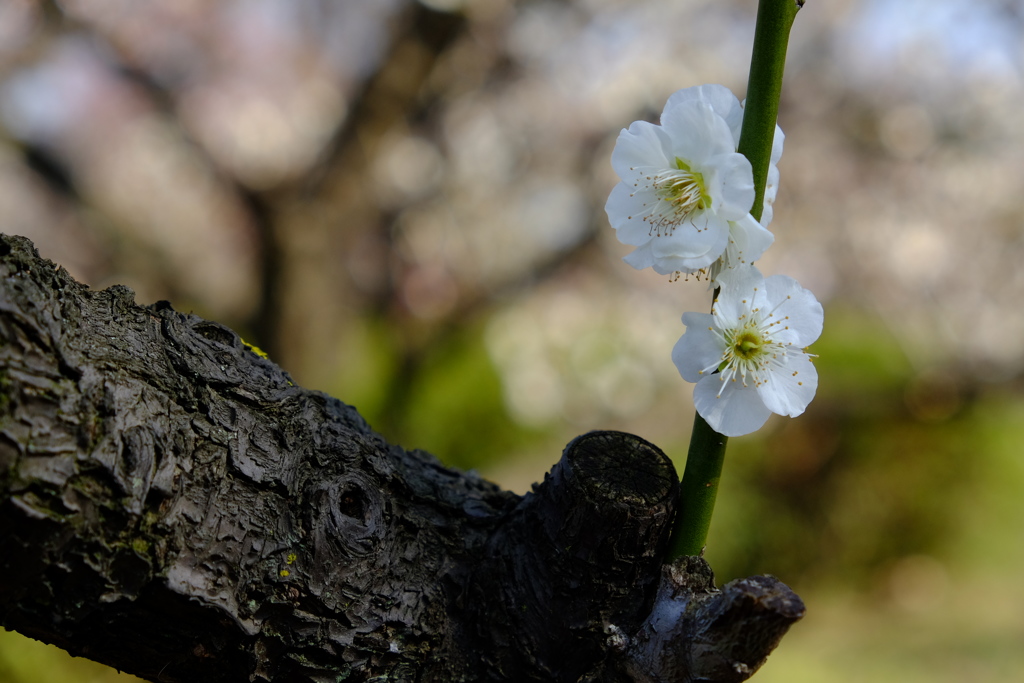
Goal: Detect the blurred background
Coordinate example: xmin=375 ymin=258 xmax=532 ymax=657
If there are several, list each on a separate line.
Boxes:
xmin=1 ymin=0 xmax=1023 ymax=680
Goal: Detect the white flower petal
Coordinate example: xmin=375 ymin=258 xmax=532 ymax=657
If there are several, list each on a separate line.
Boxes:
xmin=730 ymin=213 xmax=774 ymax=263
xmin=662 ymin=101 xmax=736 ymax=165
xmin=704 ymin=153 xmax=754 ymax=220
xmin=712 ymin=266 xmax=768 ymax=326
xmin=712 ymin=214 xmax=775 ymax=286
xmin=761 ymin=125 xmax=785 ymax=225
xmin=693 ymin=376 xmax=773 ymax=437
xmin=770 ymin=124 xmax=785 ymax=164
xmin=649 ymin=255 xmax=708 ymax=276
xmin=647 ymin=241 xmax=729 ymax=274
xmin=756 ymin=352 xmax=818 ymax=417
xmin=761 ymin=163 xmax=780 ymax=226
xmin=724 ymin=103 xmax=745 ymax=147
xmin=650 ymin=212 xmax=728 ymax=258
xmin=763 ymin=275 xmax=824 ymax=346
xmin=672 ymin=312 xmax=721 ymax=382
xmin=666 ymin=84 xmax=743 ymax=141
xmin=605 ymin=182 xmax=657 ymax=245
xmin=622 ymin=242 xmax=656 ymax=270
xmin=638 ymin=205 xmax=732 ymax=272
xmin=764 ymin=165 xmax=779 ymax=199
xmin=649 ymin=257 xmax=695 ymax=276
xmin=610 ymin=120 xmax=673 ymax=180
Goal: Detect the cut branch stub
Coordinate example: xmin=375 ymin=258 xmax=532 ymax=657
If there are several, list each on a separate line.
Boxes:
xmin=622 ymin=557 xmax=806 ymax=683
xmin=466 ymin=430 xmax=679 ymax=682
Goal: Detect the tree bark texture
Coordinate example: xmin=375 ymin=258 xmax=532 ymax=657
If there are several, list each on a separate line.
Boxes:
xmin=0 ymin=234 xmax=804 ymax=682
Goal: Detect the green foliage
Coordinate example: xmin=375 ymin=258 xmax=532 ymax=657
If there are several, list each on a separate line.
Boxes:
xmin=329 ymin=317 xmax=404 ymax=426
xmin=398 ymin=322 xmax=547 ymax=471
xmin=331 ymin=317 xmax=548 ymax=472
xmin=0 ymin=630 xmax=142 ymax=683
xmin=812 ymin=306 xmax=913 ymax=403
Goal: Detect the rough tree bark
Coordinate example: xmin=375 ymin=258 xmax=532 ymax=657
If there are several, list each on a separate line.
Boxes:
xmin=0 ymin=234 xmax=804 ymax=682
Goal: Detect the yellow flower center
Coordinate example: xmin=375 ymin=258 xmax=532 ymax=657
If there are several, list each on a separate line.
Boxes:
xmin=717 ymin=318 xmax=785 ymax=382
xmin=731 ymin=331 xmax=763 ymax=360
xmin=638 ymin=158 xmax=712 ymax=236
xmin=657 ymin=157 xmax=709 ymax=211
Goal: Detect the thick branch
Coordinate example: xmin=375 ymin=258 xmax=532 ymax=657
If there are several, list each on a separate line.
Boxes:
xmin=0 ymin=234 xmax=802 ymax=682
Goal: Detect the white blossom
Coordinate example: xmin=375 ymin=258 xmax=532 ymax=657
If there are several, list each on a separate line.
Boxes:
xmin=605 ymin=87 xmax=755 ymax=275
xmin=672 ymin=266 xmax=823 ymax=437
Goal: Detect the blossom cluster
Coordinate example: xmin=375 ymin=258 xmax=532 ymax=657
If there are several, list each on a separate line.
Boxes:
xmin=605 ymin=85 xmax=822 ymax=437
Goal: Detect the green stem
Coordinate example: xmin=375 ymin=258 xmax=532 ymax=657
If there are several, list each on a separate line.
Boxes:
xmin=668 ymin=412 xmax=727 ymax=558
xmin=739 ymin=0 xmax=802 ymax=223
xmin=668 ymin=0 xmax=802 ymax=560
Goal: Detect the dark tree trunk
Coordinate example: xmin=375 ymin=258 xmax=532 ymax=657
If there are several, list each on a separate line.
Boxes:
xmin=0 ymin=234 xmax=803 ymax=682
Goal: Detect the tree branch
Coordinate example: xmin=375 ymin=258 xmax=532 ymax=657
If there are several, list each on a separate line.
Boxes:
xmin=0 ymin=234 xmax=802 ymax=682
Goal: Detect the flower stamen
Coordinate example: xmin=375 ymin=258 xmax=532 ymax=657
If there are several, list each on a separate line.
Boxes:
xmin=633 ymin=158 xmax=712 ymax=237
xmin=712 ymin=311 xmax=792 ymax=398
